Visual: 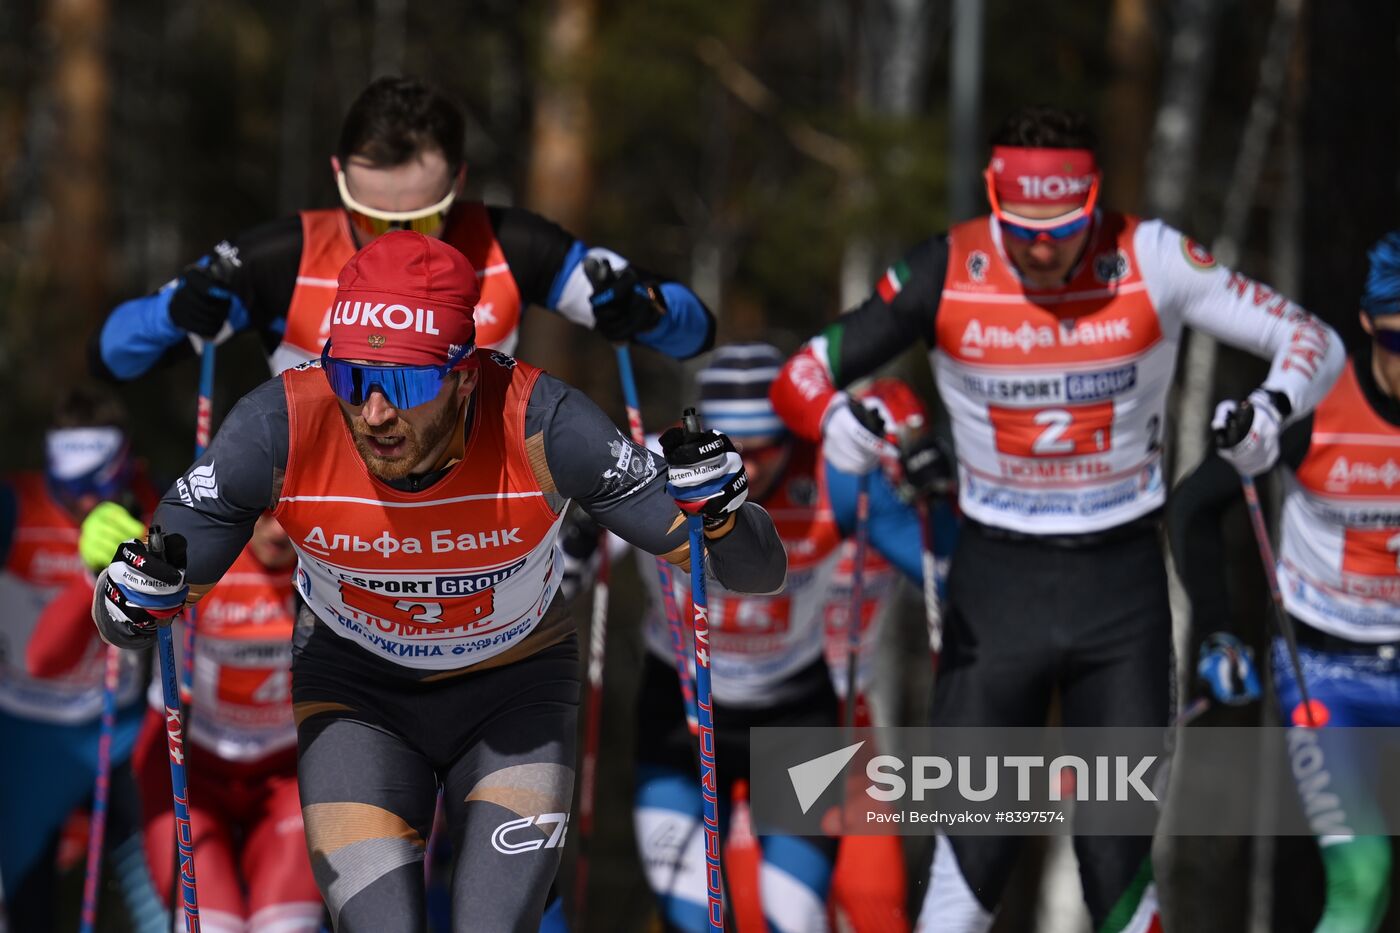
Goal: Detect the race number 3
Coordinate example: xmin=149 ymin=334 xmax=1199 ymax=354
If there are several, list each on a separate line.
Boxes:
xmin=339 ymin=583 xmax=494 ymax=630
xmin=988 ymin=403 xmax=1115 ymax=458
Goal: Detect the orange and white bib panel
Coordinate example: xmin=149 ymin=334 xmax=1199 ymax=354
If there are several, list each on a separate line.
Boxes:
xmin=274 ymin=353 xmax=565 ymax=671
xmin=0 ymin=473 xmax=141 ymax=723
xmin=823 ymin=545 xmax=899 ymax=700
xmin=272 ymin=206 xmax=525 ymax=374
xmin=1278 ymin=361 xmax=1400 ymax=640
xmin=935 ymin=213 xmax=1176 ymax=534
xmin=151 ymin=548 xmax=298 ymax=760
xmin=644 ymin=444 xmax=843 ymax=707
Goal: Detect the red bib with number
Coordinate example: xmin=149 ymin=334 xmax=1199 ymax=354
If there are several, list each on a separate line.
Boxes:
xmin=157 ymin=547 xmax=299 ymax=760
xmin=0 ymin=473 xmax=141 ymax=723
xmin=646 ymin=443 xmax=843 ymax=707
xmin=1278 ymin=360 xmax=1400 ymax=639
xmin=935 ymin=213 xmax=1174 ymax=534
xmin=274 ymin=351 xmax=565 ymax=671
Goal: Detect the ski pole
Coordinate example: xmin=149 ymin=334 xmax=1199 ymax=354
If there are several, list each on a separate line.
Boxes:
xmin=615 ymin=342 xmax=699 ymax=733
xmin=1216 ymin=404 xmax=1316 ymax=727
xmin=585 ymin=257 xmax=700 ymax=734
xmin=79 ymin=645 xmax=122 ymax=933
xmin=180 ymin=343 xmax=216 ymax=702
xmin=147 ymin=527 xmax=200 ymax=930
xmin=843 ymin=472 xmax=871 ymax=732
xmin=681 ymin=407 xmax=724 ymax=933
xmin=915 ymin=500 xmax=944 ymax=666
xmin=573 ymin=540 xmax=610 ymax=922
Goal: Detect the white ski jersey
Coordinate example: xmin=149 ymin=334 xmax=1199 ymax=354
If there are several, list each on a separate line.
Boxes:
xmin=934 ymin=213 xmax=1343 ymax=534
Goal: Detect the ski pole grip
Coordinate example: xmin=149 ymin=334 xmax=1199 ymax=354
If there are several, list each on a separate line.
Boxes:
xmin=583 ymin=256 xmax=615 ymax=290
xmin=682 ymin=407 xmax=702 ymax=436
xmin=1214 ymin=401 xmax=1254 ymax=450
xmin=148 ymin=525 xmax=165 ymax=559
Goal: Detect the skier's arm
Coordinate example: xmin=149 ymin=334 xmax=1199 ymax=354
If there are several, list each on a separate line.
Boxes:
xmin=148 ymin=377 xmax=289 ymax=598
xmin=491 ymin=206 xmax=716 ymax=359
xmin=1137 ymin=221 xmax=1344 ymax=419
xmin=90 ymin=216 xmax=303 ymax=381
xmin=28 ymin=575 xmax=102 ymax=677
xmin=824 ymin=459 xmax=925 ymax=585
xmin=770 ymin=236 xmax=949 ymax=439
xmin=530 ymin=374 xmax=785 ymax=594
xmin=1168 ymin=417 xmax=1313 ymax=634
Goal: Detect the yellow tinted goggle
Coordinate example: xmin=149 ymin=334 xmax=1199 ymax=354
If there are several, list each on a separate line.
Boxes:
xmin=336 ymin=170 xmax=456 ymax=238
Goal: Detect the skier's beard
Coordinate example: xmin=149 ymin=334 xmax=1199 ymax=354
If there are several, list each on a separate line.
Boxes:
xmin=346 ymin=395 xmax=464 ymax=482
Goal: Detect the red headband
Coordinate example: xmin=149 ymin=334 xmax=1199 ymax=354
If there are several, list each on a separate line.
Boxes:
xmin=986 ymin=146 xmax=1098 ymax=208
xmin=328 ymin=230 xmax=479 ymax=366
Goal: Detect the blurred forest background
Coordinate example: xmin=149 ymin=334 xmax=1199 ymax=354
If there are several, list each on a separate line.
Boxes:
xmin=1 ymin=0 xmax=1398 ymax=930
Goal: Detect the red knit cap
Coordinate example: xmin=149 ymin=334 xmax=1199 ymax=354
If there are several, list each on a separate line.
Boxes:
xmin=328 ymin=230 xmax=479 ymax=366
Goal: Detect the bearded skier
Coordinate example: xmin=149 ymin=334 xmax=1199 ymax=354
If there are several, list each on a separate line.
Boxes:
xmin=90 ymin=231 xmax=784 ymax=931
xmin=768 ymin=106 xmax=1345 ymax=932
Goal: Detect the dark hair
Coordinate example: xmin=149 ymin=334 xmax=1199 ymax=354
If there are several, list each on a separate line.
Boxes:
xmin=51 ymin=385 xmax=129 ymax=431
xmin=337 ymin=77 xmax=466 ymax=174
xmin=990 ymin=106 xmax=1097 ymax=152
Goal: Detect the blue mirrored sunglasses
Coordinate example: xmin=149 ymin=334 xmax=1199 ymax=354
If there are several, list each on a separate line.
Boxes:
xmin=320 ymin=340 xmax=473 ymax=409
xmin=999 ymin=213 xmax=1092 ymax=242
xmin=47 ymin=463 xmax=129 ymax=506
xmin=1373 ymin=326 xmax=1400 ymax=354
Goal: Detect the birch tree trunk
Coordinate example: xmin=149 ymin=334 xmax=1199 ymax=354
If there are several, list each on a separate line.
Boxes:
xmin=842 ymin=0 xmax=936 ymax=305
xmin=1143 ymin=0 xmax=1221 ymax=228
xmin=1174 ymin=0 xmax=1305 ymax=485
xmin=521 ymin=0 xmax=596 ymax=383
xmin=43 ymin=0 xmax=110 ymax=376
xmin=1101 ymin=0 xmax=1156 ymax=214
xmin=946 ymin=0 xmax=984 ymax=225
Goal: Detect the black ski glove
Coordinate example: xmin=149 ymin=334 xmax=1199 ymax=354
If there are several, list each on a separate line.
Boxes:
xmin=92 ymin=532 xmax=189 ymax=650
xmin=899 ymin=434 xmax=956 ymax=500
xmin=168 ymin=244 xmax=241 ymax=338
xmin=584 ymin=257 xmax=666 ymax=342
xmin=661 ymin=423 xmax=748 ymax=535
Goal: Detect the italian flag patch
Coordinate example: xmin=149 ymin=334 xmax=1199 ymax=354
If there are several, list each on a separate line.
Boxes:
xmin=877 ymin=260 xmax=911 ymax=303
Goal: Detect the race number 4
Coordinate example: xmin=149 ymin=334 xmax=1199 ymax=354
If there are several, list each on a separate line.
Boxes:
xmin=988 ymin=402 xmax=1115 ymax=458
xmin=216 ymin=667 xmax=290 ymax=706
xmin=715 ymin=595 xmax=793 ymax=636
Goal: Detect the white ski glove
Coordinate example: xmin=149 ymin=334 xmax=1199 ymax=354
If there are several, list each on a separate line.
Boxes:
xmin=821 ymin=393 xmax=893 ymax=475
xmin=1212 ymin=388 xmax=1290 ymax=477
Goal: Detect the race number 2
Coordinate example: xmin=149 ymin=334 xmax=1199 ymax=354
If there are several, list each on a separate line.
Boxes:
xmin=988 ymin=402 xmax=1115 ymax=458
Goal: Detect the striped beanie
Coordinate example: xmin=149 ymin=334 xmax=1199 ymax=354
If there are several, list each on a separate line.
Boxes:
xmin=696 ymin=343 xmax=788 ymax=442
